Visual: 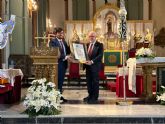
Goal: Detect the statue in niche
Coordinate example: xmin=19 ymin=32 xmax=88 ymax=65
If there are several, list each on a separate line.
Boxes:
xmin=143 ymin=28 xmax=152 ymax=48
xmin=104 ymin=19 xmax=120 ymax=49
xmin=134 ymin=32 xmax=143 ymax=49
xmin=71 ymin=29 xmax=80 ymax=42
xmin=69 ymin=29 xmax=80 ymax=58
xmin=144 ymin=28 xmax=152 ymax=43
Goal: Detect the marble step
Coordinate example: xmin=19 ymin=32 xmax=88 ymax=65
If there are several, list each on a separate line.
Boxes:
xmin=1 ymin=116 xmax=165 ymax=124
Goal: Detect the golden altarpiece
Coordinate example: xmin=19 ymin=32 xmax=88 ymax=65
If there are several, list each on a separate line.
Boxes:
xmin=65 ymin=3 xmax=154 ymax=72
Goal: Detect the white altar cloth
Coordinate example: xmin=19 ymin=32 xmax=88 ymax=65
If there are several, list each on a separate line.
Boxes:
xmin=136 ymin=57 xmax=165 ymax=64
xmin=127 ymin=58 xmax=136 ymax=93
xmin=0 ymin=69 xmax=23 ymax=86
xmin=125 ymin=57 xmax=165 ymax=95
xmin=118 ymin=67 xmax=142 ymax=76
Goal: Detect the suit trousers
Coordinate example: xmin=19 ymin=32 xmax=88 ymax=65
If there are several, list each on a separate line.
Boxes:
xmin=86 ymin=67 xmax=99 ymax=100
xmin=58 ymin=60 xmax=67 ymax=93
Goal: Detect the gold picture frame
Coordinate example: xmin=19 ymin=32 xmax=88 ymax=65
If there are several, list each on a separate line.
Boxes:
xmin=72 ymin=42 xmax=88 ymax=63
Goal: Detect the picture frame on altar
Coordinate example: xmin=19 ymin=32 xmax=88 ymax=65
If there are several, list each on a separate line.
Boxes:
xmin=72 ymin=42 xmax=88 ymax=63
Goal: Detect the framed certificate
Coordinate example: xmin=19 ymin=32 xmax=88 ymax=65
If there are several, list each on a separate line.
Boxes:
xmin=72 ymin=42 xmax=88 ymax=62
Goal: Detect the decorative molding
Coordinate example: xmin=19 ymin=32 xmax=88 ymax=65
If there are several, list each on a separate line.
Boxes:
xmin=154 ymin=28 xmax=165 ymax=47
xmin=30 ymin=45 xmax=59 ymax=56
xmin=127 ymin=20 xmax=153 ymax=23
xmin=65 ymin=20 xmax=93 ymax=23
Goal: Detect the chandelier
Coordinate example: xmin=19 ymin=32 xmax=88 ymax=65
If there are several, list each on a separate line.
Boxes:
xmin=28 ymin=0 xmax=38 ymax=12
xmin=28 ymin=0 xmax=38 ymax=17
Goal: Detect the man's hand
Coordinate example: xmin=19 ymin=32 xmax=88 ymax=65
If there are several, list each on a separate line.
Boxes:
xmin=85 ymin=60 xmax=93 ymax=65
xmin=66 ymin=55 xmax=78 ymax=63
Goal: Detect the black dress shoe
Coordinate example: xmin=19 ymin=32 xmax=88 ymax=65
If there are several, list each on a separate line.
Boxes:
xmin=61 ymin=97 xmax=68 ymax=103
xmin=87 ymin=99 xmax=99 ymax=104
xmin=83 ymin=96 xmax=90 ymax=102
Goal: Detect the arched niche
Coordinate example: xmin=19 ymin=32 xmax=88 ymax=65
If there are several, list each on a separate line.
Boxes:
xmin=93 ymin=3 xmax=121 ymax=50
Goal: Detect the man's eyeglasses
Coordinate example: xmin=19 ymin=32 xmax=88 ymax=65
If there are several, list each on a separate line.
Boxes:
xmin=89 ymin=35 xmax=95 ymax=37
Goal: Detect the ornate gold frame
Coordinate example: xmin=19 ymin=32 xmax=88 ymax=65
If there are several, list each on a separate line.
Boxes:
xmin=93 ymin=3 xmax=119 ymax=29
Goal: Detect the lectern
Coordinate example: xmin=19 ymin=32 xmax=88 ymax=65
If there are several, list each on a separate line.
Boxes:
xmin=30 ymin=44 xmax=59 ymax=87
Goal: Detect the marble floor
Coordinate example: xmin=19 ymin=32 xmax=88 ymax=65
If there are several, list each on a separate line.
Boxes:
xmin=1 ymin=85 xmax=165 ymax=118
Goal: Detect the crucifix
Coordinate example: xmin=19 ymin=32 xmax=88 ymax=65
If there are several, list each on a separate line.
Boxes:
xmin=34 ymin=32 xmax=53 ymax=47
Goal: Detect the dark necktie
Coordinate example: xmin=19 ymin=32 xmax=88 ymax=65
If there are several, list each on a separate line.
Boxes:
xmin=88 ymin=43 xmax=94 ymax=56
xmin=59 ymin=40 xmax=66 ymax=56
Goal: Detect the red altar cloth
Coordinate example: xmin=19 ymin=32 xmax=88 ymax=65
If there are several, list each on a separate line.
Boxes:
xmin=116 ymin=74 xmax=143 ymax=97
xmin=11 ymin=76 xmax=22 ymax=103
xmin=0 ymin=83 xmax=12 ymax=103
xmin=0 ymin=75 xmax=22 ymax=104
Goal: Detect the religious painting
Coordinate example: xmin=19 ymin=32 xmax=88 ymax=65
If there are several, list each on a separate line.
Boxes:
xmin=72 ymin=42 xmax=88 ymax=62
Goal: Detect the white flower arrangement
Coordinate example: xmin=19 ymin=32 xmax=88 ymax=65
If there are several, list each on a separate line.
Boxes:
xmin=156 ymin=86 xmax=165 ymax=105
xmin=136 ymin=47 xmax=155 ymax=59
xmin=23 ymin=78 xmax=61 ymax=117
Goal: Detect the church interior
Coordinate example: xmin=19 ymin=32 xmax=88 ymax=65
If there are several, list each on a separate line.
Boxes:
xmin=1 ymin=0 xmax=165 ymax=123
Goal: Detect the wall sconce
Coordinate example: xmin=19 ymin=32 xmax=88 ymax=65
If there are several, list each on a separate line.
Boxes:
xmin=48 ymin=19 xmax=52 ymax=28
xmin=28 ymin=0 xmax=38 ymax=17
xmin=46 ymin=18 xmax=53 ymax=32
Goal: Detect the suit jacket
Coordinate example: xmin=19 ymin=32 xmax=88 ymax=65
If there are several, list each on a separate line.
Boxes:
xmin=84 ymin=41 xmax=103 ymax=72
xmin=49 ymin=38 xmax=70 ymax=68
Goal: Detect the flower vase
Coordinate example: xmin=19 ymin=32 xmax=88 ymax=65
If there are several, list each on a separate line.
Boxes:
xmin=143 ymin=55 xmax=148 ymax=57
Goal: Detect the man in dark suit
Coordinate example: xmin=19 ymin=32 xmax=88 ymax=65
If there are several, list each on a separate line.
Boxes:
xmin=83 ymin=31 xmax=104 ymax=104
xmin=49 ymin=27 xmax=71 ymax=103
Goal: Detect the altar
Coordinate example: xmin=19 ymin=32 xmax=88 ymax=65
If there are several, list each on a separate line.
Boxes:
xmin=136 ymin=57 xmax=165 ymax=101
xmin=64 ymin=3 xmax=154 ymax=71
xmin=65 ymin=4 xmax=154 ymax=50
xmin=0 ymin=69 xmax=23 ymax=86
xmin=0 ymin=69 xmax=23 ymax=103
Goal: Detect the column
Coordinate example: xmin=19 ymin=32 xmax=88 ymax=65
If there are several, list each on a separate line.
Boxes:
xmin=64 ymin=0 xmax=69 ymax=20
xmin=32 ymin=11 xmax=38 ymax=47
xmin=92 ymin=0 xmax=96 ymax=16
xmin=148 ymin=0 xmax=152 ymax=20
xmin=142 ymin=65 xmax=154 ymax=101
